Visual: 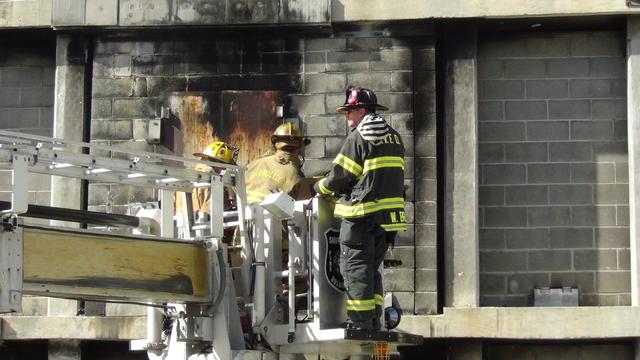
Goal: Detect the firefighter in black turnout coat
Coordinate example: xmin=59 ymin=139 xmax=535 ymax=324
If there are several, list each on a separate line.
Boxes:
xmin=314 ymin=86 xmax=406 ymax=331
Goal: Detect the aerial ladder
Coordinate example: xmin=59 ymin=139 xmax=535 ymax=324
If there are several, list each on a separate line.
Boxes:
xmin=0 ymin=129 xmax=421 ymax=360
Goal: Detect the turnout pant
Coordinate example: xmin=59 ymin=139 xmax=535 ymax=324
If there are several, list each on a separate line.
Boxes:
xmin=339 ymin=217 xmax=395 ymax=328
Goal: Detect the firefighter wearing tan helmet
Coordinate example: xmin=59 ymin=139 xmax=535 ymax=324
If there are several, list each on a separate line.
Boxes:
xmin=245 ymin=122 xmax=313 ymax=204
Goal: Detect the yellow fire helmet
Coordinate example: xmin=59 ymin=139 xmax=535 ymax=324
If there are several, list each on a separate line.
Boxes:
xmin=270 ymin=122 xmax=311 ymax=146
xmin=193 ymin=141 xmax=239 ymax=164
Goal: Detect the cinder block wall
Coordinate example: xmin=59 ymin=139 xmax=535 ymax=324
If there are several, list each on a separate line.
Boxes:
xmin=478 ymin=31 xmax=629 ymax=306
xmin=90 ymin=33 xmax=436 ymax=315
xmin=0 ymin=40 xmax=55 ymax=207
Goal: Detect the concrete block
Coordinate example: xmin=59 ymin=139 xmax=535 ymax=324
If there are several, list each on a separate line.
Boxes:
xmin=91 ymin=119 xmax=133 ymax=140
xmin=347 ymin=72 xmax=392 ymax=92
xmin=617 ymin=205 xmax=629 ymax=226
xmin=581 ymin=294 xmax=619 ymax=306
xmin=302 ymin=137 xmax=324 ymax=159
xmin=570 ymin=79 xmax=626 ymax=99
xmin=326 ymin=51 xmax=369 ymax=72
xmin=415 ymin=224 xmax=436 ymax=246
xmin=370 ymin=49 xmax=412 ymax=71
xmin=503 ymin=59 xmax=546 ymax=79
xmin=591 ymin=99 xmax=626 ymax=120
xmin=0 ymin=108 xmax=40 ymax=128
xmin=546 ymin=58 xmax=590 ymax=78
xmin=483 ymin=207 xmax=527 ymax=227
xmin=289 ymin=94 xmax=324 ymax=115
xmin=504 ymin=100 xmax=547 ymax=120
xmin=572 ymin=205 xmax=616 ymax=226
xmin=415 ymin=246 xmax=436 ymax=269
xmin=414 ymin=111 xmax=435 ymax=136
xmin=483 ymin=164 xmax=526 ymax=185
xmin=592 ymin=141 xmax=628 ymax=162
xmin=390 ymin=113 xmax=413 ymax=135
xmin=414 ymin=90 xmax=436 ymax=114
xmin=391 ymin=70 xmax=414 ymax=92
xmin=262 ymin=52 xmax=302 ymax=74
xmin=481 ymin=251 xmax=527 ymax=272
xmin=527 ymin=206 xmax=571 ymax=227
xmin=91 ymin=99 xmax=112 ymax=119
xmin=479 ymin=122 xmax=525 ymax=142
xmin=549 ymin=142 xmax=591 ymax=162
xmin=595 ymin=227 xmax=630 ymax=248
xmin=596 ymin=271 xmax=630 ymax=293
xmin=590 ymin=57 xmax=625 ymax=77
xmin=525 ymin=36 xmax=570 ymax=57
xmin=0 ymin=87 xmax=20 ymax=107
xmin=413 ymin=47 xmax=435 ymax=71
xmin=376 ymin=92 xmax=412 ymax=113
xmin=112 ymin=98 xmax=157 ymax=118
xmin=548 ymin=100 xmax=590 ymax=119
xmin=505 ymin=143 xmax=547 ymax=162
xmin=549 ymin=184 xmax=593 ymax=205
xmin=528 ymin=250 xmax=572 ymax=271
xmin=481 ymin=80 xmax=525 ymax=100
xmin=132 ymin=77 xmax=148 ymax=97
xmin=594 ymin=184 xmax=629 ymax=205
xmin=527 ymin=121 xmax=569 ymax=141
xmin=479 ymin=229 xmax=506 ymax=249
xmin=385 ymin=246 xmax=415 ymax=269
xmin=304 ymin=115 xmax=345 ymax=137
xmin=383 ymin=269 xmax=414 ymax=291
xmin=480 ymin=186 xmax=504 ymax=206
xmin=415 ymin=157 xmax=436 ymax=179
xmin=415 ymin=269 xmax=436 ymax=291
xmin=507 ymin=273 xmax=550 ymax=295
xmin=574 ymin=249 xmax=618 ymax=271
xmin=614 ymin=120 xmax=627 ymax=139
xmin=392 ymin=291 xmax=415 ymax=315
xmin=481 ymin=274 xmax=506 ymax=295
xmin=301 ymin=158 xmax=332 ymax=176
xmin=479 ymin=144 xmax=504 ymax=163
xmin=304 ymin=73 xmax=345 ymax=93
xmin=119 ymin=0 xmax=171 ymax=25
xmin=53 ymin=0 xmax=85 ymax=26
xmin=526 ymin=79 xmax=568 ymax=99
xmin=146 ymin=76 xmax=187 ymax=96
xmin=415 ymin=134 xmax=435 ymax=157
xmin=414 ymin=292 xmax=437 ymax=315
xmin=580 ymin=344 xmax=633 ymax=360
xmin=505 ymin=228 xmax=549 ymax=249
xmin=572 ymin=35 xmax=618 ymax=56
xmin=478 ymin=59 xmax=503 ymax=79
xmin=478 ymin=36 xmax=526 ymax=58
xmin=394 ymin=224 xmax=414 ymax=247
xmin=478 ymin=101 xmax=504 ymax=121
xmin=415 ymin=201 xmax=436 ymax=224
xmin=571 ymin=121 xmax=614 ymax=141
xmin=550 ymin=272 xmax=595 ymax=293
xmin=305 ymin=38 xmax=346 ymax=51
xmin=1 ymin=67 xmax=42 ymax=86
xmin=86 ymin=0 xmax=118 ymax=25
xmin=527 ymin=163 xmax=570 ymax=184
xmin=550 ymin=227 xmax=594 ymax=248
xmin=619 ymin=249 xmax=630 ymax=271
xmin=505 ymin=185 xmax=548 ymax=206
xmin=416 ymin=179 xmax=436 ymax=202
xmin=20 ymin=86 xmax=54 ymax=107
xmin=92 ymin=78 xmax=132 ymax=98
xmin=324 ymin=136 xmax=344 ymax=158
xmin=304 ymin=51 xmax=325 ymax=73
xmin=570 ymin=163 xmax=615 ymax=183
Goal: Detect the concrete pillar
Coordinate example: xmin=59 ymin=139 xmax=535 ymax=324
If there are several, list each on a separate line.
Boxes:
xmin=443 ymin=25 xmax=480 ymax=308
xmin=628 ymin=16 xmax=640 ymax=307
xmin=48 ymin=340 xmax=81 ymax=360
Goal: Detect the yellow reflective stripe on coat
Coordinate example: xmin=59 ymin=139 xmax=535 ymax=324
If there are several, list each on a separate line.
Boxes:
xmin=374 ymin=294 xmax=384 ymax=306
xmin=334 ymin=197 xmax=405 ymax=218
xmin=363 ymin=156 xmax=404 ymax=174
xmin=247 ymin=190 xmax=268 ymax=204
xmin=380 ymin=223 xmax=407 ymax=232
xmin=346 ymin=298 xmax=376 ymax=311
xmin=333 ymin=154 xmax=363 ymax=178
xmin=317 ymin=178 xmax=332 ymax=195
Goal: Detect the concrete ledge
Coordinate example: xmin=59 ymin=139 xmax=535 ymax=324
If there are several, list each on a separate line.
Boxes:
xmin=399 ymin=307 xmax=640 ymax=339
xmin=0 ymin=316 xmax=146 ymax=340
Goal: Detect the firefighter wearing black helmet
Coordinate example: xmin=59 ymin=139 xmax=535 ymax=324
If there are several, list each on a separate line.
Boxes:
xmin=245 ymin=122 xmax=313 ymax=204
xmin=313 ymin=86 xmax=406 ymax=331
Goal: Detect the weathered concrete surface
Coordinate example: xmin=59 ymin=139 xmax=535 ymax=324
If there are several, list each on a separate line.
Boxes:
xmin=333 ymin=0 xmax=640 ymax=21
xmin=400 ymin=307 xmax=640 ymax=339
xmin=0 ymin=0 xmax=52 ymax=27
xmin=443 ymin=26 xmax=479 ymax=308
xmin=628 ymin=17 xmax=640 ymax=307
xmin=0 ymin=316 xmax=145 ymax=340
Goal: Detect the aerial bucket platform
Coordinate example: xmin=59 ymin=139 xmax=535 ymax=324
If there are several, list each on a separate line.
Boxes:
xmin=0 ymin=130 xmax=421 ymax=359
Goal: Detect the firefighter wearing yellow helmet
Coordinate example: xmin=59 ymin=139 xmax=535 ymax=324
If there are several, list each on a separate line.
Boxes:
xmin=245 ymin=123 xmax=313 ymax=204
